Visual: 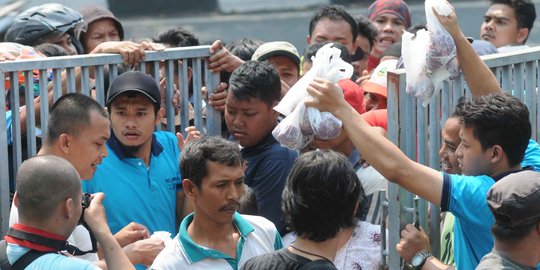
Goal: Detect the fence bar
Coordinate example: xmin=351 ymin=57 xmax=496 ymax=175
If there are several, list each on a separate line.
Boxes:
xmin=23 ymin=71 xmax=36 ymax=156
xmin=0 ymin=73 xmax=10 ymax=236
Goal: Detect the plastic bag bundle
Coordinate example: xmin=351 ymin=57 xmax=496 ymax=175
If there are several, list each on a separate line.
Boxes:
xmin=272 ymin=43 xmax=352 ymax=150
xmin=402 ymin=0 xmax=459 ymax=106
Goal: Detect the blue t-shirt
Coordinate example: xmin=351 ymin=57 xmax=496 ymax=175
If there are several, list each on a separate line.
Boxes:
xmin=6 ymin=243 xmax=99 ymax=270
xmin=83 ymin=131 xmax=181 ymax=236
xmin=522 ymin=139 xmax=540 ymax=171
xmin=241 ymin=133 xmax=298 ymax=235
xmin=441 ymin=173 xmax=495 ymax=270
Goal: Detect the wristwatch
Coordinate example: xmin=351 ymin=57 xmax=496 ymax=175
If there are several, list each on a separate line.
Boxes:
xmin=411 ymin=251 xmax=432 ymax=269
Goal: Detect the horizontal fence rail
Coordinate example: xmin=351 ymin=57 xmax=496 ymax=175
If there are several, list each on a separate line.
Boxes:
xmin=0 ymin=46 xmax=221 ymax=235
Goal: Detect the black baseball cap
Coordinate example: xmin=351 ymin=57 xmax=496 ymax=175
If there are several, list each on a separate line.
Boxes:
xmin=106 ymin=71 xmax=161 ymax=108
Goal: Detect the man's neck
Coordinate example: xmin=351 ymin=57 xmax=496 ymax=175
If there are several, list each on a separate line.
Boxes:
xmin=289 ymin=234 xmax=342 ymax=262
xmin=124 ymin=138 xmax=153 ymax=166
xmin=495 ymin=238 xmax=540 ymax=267
xmin=187 ymin=213 xmax=240 ymax=258
xmin=489 ymin=163 xmax=522 ymax=179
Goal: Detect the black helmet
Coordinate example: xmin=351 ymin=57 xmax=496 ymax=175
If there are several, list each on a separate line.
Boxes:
xmin=4 ymin=3 xmax=85 ymax=53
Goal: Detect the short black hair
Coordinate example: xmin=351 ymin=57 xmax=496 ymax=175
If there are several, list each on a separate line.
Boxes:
xmin=180 ymin=136 xmax=243 ymax=188
xmin=226 ymin=38 xmax=264 ymax=61
xmin=153 ymin=26 xmax=200 ymax=47
xmin=492 ymin=222 xmax=537 ymax=243
xmin=455 ymin=93 xmax=531 ymax=167
xmin=17 ymin=155 xmax=81 ymax=222
xmin=490 ymin=0 xmax=536 ymax=42
xmin=282 ymin=150 xmax=363 ymax=242
xmin=34 ymin=43 xmax=68 ymax=57
xmin=228 ymin=60 xmax=281 ymax=107
xmin=309 ymin=5 xmax=358 ymax=42
xmin=47 ymin=93 xmax=108 ymax=145
xmin=355 ymin=15 xmax=377 ymax=50
xmin=303 ymin=42 xmax=351 ymax=64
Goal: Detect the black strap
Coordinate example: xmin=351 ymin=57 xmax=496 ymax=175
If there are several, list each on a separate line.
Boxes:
xmin=0 ymin=240 xmax=54 ymax=270
xmin=6 ymin=229 xmax=68 ymax=251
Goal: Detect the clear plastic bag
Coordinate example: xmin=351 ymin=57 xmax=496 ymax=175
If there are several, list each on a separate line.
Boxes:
xmin=402 ymin=0 xmax=459 ymax=106
xmin=272 ymin=43 xmax=352 ymax=149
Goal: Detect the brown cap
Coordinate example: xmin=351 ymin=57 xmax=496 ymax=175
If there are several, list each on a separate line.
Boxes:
xmin=251 ymin=41 xmax=300 ymax=67
xmin=487 ymin=170 xmax=540 ymax=228
xmin=77 ymin=5 xmax=124 ymax=41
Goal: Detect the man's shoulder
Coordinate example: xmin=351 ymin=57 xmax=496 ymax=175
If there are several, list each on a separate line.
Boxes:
xmin=29 ymin=253 xmax=100 ymax=270
xmin=476 ymin=250 xmax=534 ymax=270
xmin=150 ymin=235 xmax=189 ymax=269
xmin=241 ymin=214 xmax=279 ymax=237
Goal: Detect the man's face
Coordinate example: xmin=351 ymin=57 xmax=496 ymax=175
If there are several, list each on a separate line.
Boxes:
xmin=363 ymin=92 xmax=387 ymax=111
xmin=480 ymin=4 xmax=527 ymax=48
xmin=352 ymin=35 xmax=371 ymax=76
xmin=189 ymin=161 xmax=244 ymax=225
xmin=84 ymin=19 xmax=121 ymax=53
xmin=110 ymin=94 xmax=161 ymax=152
xmin=456 ymin=126 xmax=492 ymax=176
xmin=225 ymin=93 xmax=277 ymax=147
xmin=308 ymin=18 xmax=356 ymax=54
xmin=305 ymin=128 xmax=349 ymax=154
xmin=267 ymin=55 xmax=299 ymax=95
xmin=439 ymin=117 xmax=461 ymax=174
xmin=372 ymin=13 xmax=406 ymax=56
xmin=67 ymin=111 xmax=110 ymax=180
xmin=40 ymin=32 xmax=78 ymax=55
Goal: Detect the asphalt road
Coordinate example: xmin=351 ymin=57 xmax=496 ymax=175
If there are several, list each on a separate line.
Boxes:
xmin=23 ymin=0 xmax=540 ymax=53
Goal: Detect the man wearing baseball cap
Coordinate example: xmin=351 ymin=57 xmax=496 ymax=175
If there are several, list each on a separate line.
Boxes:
xmin=476 ymin=170 xmax=540 ymax=269
xmin=252 ymin=41 xmax=301 ymax=98
xmin=82 ymin=71 xmax=182 ymax=269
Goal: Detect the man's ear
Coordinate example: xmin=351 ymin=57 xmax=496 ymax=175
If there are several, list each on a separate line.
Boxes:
xmin=516 ymin=28 xmax=529 ymax=44
xmin=64 ymin=197 xmax=75 ymax=219
xmin=58 ymin=133 xmax=71 ymax=154
xmin=306 ymin=35 xmax=312 ymax=46
xmin=182 ymin=179 xmax=196 ymax=198
xmin=13 ymin=192 xmax=18 ymax=207
xmin=490 ymin=145 xmax=504 ymax=164
xmin=155 ymin=107 xmax=165 ymax=125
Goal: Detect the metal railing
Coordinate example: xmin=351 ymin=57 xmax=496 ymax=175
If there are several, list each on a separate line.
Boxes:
xmin=0 ymin=45 xmax=221 ymax=235
xmin=383 ymin=46 xmax=540 ymax=269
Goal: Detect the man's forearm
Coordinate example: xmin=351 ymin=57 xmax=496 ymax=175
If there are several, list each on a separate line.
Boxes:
xmin=94 ymin=230 xmax=135 ymax=270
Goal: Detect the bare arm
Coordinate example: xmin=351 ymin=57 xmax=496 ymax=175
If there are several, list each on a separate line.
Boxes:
xmin=396 ymin=224 xmax=454 ymax=270
xmin=85 ymin=193 xmax=135 ymax=270
xmin=434 ymin=4 xmax=501 ymax=96
xmin=305 ymin=79 xmax=443 ymax=206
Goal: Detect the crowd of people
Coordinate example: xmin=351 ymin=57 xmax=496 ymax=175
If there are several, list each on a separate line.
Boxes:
xmin=2 ymin=0 xmax=540 ymax=269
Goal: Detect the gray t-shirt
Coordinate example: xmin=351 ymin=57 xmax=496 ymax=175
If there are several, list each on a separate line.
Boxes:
xmin=241 ymin=248 xmax=336 ymax=270
xmin=476 ymin=249 xmax=536 ymax=270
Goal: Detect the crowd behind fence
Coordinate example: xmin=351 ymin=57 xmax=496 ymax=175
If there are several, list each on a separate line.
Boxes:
xmin=2 ymin=45 xmax=540 ymax=268
xmin=0 ymin=45 xmax=221 ymax=235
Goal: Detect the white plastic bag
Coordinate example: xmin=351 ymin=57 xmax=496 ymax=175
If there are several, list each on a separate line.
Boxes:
xmin=402 ymin=0 xmax=459 ymax=106
xmin=272 ymin=102 xmax=313 ymax=150
xmin=272 ymin=43 xmax=352 ymax=149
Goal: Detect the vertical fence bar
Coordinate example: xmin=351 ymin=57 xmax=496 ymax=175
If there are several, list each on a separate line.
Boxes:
xmin=94 ymin=66 xmax=105 ymax=106
xmin=514 ymin=62 xmax=524 ymax=100
xmin=0 ymin=73 xmax=10 ymax=235
xmin=204 ymin=59 xmax=222 ymax=136
xmin=429 ymin=87 xmax=442 ymax=259
xmin=66 ymin=67 xmax=76 ymax=93
xmin=179 ymin=60 xmax=190 ymax=136
xmin=53 ymin=69 xmax=62 ymax=102
xmin=525 ymin=61 xmax=536 ymax=138
xmin=24 ymin=71 xmax=36 ymax=156
xmin=39 ymin=70 xmax=49 ymax=143
xmin=165 ymin=59 xmax=175 ymax=132
xmin=80 ymin=66 xmax=91 ymax=96
xmin=9 ymin=73 xmax=22 ymax=182
xmin=387 ymin=71 xmax=403 ymax=269
xmin=192 ymin=59 xmax=204 ymax=133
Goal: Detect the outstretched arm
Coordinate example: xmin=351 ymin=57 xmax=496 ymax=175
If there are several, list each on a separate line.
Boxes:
xmin=434 ymin=3 xmax=501 ymax=96
xmin=305 ymin=79 xmax=443 ymax=206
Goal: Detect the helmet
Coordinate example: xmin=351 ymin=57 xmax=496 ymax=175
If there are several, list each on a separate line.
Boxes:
xmin=4 ymin=3 xmax=85 ymax=53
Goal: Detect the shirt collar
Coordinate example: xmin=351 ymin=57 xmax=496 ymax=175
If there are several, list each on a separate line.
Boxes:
xmin=241 ymin=132 xmax=277 ymax=153
xmin=107 ymin=131 xmax=163 ymax=160
xmin=179 ymin=212 xmax=255 ymax=264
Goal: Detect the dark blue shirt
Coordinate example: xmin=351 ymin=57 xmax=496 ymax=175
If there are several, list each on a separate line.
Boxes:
xmin=241 ymin=133 xmax=298 ymax=235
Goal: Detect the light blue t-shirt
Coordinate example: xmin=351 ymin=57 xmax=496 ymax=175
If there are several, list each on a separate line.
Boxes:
xmin=6 ymin=243 xmax=100 ymax=270
xmin=522 ymin=139 xmax=540 ymax=171
xmin=443 ymin=174 xmax=495 ymax=270
xmin=83 ymin=131 xmax=181 ymax=236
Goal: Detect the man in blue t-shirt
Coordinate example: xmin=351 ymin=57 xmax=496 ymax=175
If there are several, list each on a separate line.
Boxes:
xmin=83 ymin=71 xmax=182 ymax=268
xmin=224 ymin=61 xmax=298 ymax=235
